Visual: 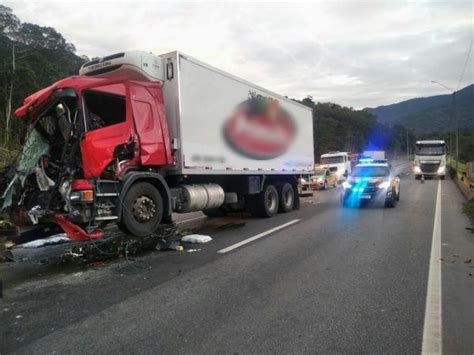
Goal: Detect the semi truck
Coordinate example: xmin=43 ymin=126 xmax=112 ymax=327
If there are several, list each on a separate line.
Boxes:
xmin=413 ymin=140 xmax=446 ymax=179
xmin=2 ymin=51 xmax=314 ymax=239
xmin=319 ymin=152 xmax=351 ymax=181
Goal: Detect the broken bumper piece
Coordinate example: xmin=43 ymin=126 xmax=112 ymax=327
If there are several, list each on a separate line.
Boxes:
xmin=54 ymin=214 xmax=104 ymax=241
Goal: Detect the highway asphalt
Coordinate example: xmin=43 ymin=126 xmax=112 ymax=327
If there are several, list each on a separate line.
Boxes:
xmin=1 ymin=166 xmax=473 ymax=354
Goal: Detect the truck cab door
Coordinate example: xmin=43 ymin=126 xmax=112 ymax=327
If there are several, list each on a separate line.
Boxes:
xmin=80 ymin=81 xmax=135 ymax=179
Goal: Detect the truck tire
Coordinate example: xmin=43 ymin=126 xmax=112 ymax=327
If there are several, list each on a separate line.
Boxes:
xmin=278 ymin=183 xmax=295 ymax=213
xmin=118 ymin=182 xmax=163 ymax=237
xmin=252 ymin=184 xmax=279 ymax=218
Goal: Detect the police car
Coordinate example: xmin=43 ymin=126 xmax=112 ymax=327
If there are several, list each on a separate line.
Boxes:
xmin=341 ymin=160 xmax=400 ymax=208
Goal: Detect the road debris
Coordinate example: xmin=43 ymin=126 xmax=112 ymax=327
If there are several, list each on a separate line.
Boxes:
xmin=464 ymin=258 xmax=472 ymax=264
xmin=21 ymin=234 xmax=70 ymax=249
xmin=156 ymin=239 xmax=182 ymax=251
xmin=187 ymin=249 xmax=201 ymax=253
xmin=180 ymin=234 xmax=212 ymax=244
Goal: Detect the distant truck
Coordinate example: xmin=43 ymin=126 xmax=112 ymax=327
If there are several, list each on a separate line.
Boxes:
xmin=362 ymin=150 xmax=385 ymax=160
xmin=4 ymin=51 xmax=314 ymax=239
xmin=413 ymin=140 xmax=446 ymax=179
xmin=320 ymin=152 xmax=351 ymax=181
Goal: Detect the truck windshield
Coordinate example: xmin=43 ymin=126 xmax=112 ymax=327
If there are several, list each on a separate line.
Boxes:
xmin=352 ymin=166 xmax=389 ymax=177
xmin=321 ymin=156 xmax=344 ymax=164
xmin=415 ymin=145 xmax=445 ymax=155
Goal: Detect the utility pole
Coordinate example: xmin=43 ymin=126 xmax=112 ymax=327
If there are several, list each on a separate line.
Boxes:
xmin=431 ymin=81 xmax=458 ymax=172
xmin=453 ymin=91 xmax=459 ymax=173
xmin=406 ymin=130 xmax=409 ymax=158
xmin=4 ymin=44 xmax=15 ymax=147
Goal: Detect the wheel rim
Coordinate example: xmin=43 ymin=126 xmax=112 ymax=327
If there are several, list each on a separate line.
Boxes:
xmin=284 ymin=188 xmax=293 ymax=208
xmin=266 ymin=191 xmax=277 ymax=211
xmin=132 ymin=195 xmax=156 ymax=223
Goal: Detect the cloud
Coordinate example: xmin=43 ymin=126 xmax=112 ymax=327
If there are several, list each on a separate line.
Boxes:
xmin=4 ymin=0 xmax=473 ymax=108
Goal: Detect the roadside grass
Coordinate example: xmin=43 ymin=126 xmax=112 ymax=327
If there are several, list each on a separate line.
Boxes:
xmin=0 ymin=148 xmax=18 ymax=169
xmin=463 ymin=199 xmax=474 ymax=228
xmin=448 ymin=157 xmax=466 ymax=174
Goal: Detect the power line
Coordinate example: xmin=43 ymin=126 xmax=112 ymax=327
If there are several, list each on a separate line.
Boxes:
xmin=457 ymin=37 xmax=473 ymax=90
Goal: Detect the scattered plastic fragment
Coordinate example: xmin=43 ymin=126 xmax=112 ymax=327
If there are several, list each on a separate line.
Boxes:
xmin=156 ymin=239 xmax=182 ymax=251
xmin=464 ymin=258 xmax=472 ymax=264
xmin=21 ymin=234 xmax=70 ymax=249
xmin=176 ymin=245 xmax=184 ymax=251
xmin=187 ymin=249 xmax=201 ymax=253
xmin=180 ymin=234 xmax=213 ymax=244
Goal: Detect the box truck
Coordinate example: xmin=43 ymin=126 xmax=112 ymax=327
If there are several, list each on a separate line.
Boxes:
xmin=3 ymin=51 xmax=313 ymax=239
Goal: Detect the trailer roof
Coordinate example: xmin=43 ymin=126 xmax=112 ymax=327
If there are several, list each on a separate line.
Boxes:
xmin=415 ymin=140 xmax=446 ymax=145
xmin=161 ymin=51 xmax=313 ymax=112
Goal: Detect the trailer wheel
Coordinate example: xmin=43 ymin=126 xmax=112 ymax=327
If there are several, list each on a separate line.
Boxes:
xmin=118 ymin=182 xmax=163 ymax=237
xmin=253 ymin=184 xmax=279 ymax=218
xmin=278 ymin=183 xmax=295 ymax=213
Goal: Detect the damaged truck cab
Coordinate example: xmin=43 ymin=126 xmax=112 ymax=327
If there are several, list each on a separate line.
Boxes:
xmin=4 ymin=51 xmax=314 ymax=240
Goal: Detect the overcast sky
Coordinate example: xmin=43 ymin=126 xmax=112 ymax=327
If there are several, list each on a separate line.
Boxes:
xmin=5 ymin=0 xmax=473 ymax=108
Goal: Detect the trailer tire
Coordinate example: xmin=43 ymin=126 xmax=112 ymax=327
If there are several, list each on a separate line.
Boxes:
xmin=118 ymin=182 xmax=163 ymax=237
xmin=278 ymin=183 xmax=295 ymax=213
xmin=254 ymin=184 xmax=279 ymax=218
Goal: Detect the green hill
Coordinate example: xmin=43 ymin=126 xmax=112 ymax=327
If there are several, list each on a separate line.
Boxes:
xmin=367 ymin=84 xmax=474 ymax=133
xmin=0 ymin=5 xmax=87 ymax=149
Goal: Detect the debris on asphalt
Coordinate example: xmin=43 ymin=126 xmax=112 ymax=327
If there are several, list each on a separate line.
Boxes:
xmin=21 ymin=234 xmax=70 ymax=249
xmin=464 ymin=258 xmax=472 ymax=264
xmin=156 ymin=239 xmax=182 ymax=251
xmin=6 ymin=224 xmax=179 ymax=264
xmin=187 ymin=249 xmax=201 ymax=253
xmin=180 ymin=234 xmax=212 ymax=244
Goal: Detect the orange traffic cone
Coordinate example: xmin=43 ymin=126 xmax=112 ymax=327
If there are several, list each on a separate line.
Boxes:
xmin=421 ymin=174 xmax=425 ymax=184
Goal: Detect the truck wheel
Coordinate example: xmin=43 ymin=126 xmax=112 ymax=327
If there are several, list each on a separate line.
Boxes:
xmin=254 ymin=184 xmax=279 ymax=218
xmin=118 ymin=182 xmax=163 ymax=237
xmin=415 ymin=175 xmax=421 ymax=180
xmin=278 ymin=183 xmax=295 ymax=213
xmin=440 ymin=175 xmax=445 ymax=180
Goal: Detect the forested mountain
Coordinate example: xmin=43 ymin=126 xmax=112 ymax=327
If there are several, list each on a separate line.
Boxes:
xmin=367 ymin=84 xmax=474 ymax=133
xmin=297 ymin=97 xmax=413 ymax=160
xmin=0 ymin=5 xmax=87 ymax=149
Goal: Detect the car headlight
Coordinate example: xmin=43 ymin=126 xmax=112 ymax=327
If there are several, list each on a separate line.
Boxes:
xmin=300 ymin=178 xmax=306 ymax=183
xmin=414 ymin=166 xmax=421 ymax=173
xmin=342 ymin=181 xmax=352 ymax=189
xmin=378 ymin=181 xmax=391 ymax=189
xmin=437 ymin=166 xmax=445 ymax=174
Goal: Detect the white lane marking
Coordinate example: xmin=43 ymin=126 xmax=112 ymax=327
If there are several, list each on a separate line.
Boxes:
xmin=217 ymin=219 xmax=301 ymax=254
xmin=422 ymin=179 xmax=443 ymax=354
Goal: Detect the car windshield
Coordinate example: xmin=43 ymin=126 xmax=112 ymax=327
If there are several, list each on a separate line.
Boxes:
xmin=321 ymin=156 xmax=344 ymax=164
xmin=415 ymin=145 xmax=446 ymax=155
xmin=352 ymin=166 xmax=390 ymax=177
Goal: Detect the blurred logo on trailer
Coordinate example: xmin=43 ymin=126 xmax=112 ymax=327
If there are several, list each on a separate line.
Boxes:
xmin=224 ymin=91 xmax=296 ymax=160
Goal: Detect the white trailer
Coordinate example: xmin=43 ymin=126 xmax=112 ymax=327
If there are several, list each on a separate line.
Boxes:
xmin=160 ymin=52 xmax=314 ymax=175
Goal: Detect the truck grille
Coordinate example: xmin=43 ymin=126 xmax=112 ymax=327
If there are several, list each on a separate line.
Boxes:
xmin=420 ymin=163 xmax=440 ymax=173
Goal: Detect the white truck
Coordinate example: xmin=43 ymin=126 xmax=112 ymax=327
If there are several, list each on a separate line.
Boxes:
xmin=362 ymin=150 xmax=385 ymax=160
xmin=413 ymin=140 xmax=446 ymax=179
xmin=6 ymin=51 xmax=314 ymax=239
xmin=320 ymin=152 xmax=351 ymax=181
